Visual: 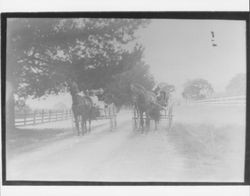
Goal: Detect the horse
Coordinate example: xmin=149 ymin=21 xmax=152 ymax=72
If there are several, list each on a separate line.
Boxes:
xmin=148 ymin=102 xmax=163 ymax=130
xmin=154 ymin=84 xmax=175 ymax=129
xmin=69 ymin=81 xmax=93 ymax=136
xmin=130 ymin=84 xmax=162 ymax=132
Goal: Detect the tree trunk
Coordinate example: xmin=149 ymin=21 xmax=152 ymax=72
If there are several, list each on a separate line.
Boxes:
xmin=6 ymin=81 xmax=15 ymax=130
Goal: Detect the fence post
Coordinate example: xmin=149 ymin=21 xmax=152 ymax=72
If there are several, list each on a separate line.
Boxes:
xmin=23 ymin=110 xmax=27 ymax=126
xmin=66 ymin=110 xmax=68 ymax=120
xmin=55 ymin=111 xmax=58 ymax=121
xmin=41 ymin=109 xmax=44 ymax=123
xmin=49 ymin=110 xmax=51 ymax=122
xmin=33 ymin=111 xmax=36 ymax=124
xmin=60 ymin=110 xmax=63 ymax=120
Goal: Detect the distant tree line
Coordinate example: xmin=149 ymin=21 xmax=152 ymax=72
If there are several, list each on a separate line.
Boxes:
xmin=181 ymin=73 xmax=246 ymax=101
xmin=182 ymin=79 xmax=214 ymax=100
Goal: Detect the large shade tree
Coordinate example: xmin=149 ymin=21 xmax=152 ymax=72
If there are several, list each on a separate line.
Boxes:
xmin=103 ymin=45 xmax=155 ymax=107
xmin=6 ymin=18 xmax=150 ymax=128
xmin=182 ymin=79 xmax=214 ymax=100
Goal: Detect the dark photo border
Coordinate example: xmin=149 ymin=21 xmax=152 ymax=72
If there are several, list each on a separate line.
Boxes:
xmin=1 ymin=11 xmax=250 ymax=186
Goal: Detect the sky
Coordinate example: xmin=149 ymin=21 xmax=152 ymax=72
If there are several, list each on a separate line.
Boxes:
xmin=137 ymin=19 xmax=246 ymax=94
xmin=26 ymin=19 xmax=246 ymax=109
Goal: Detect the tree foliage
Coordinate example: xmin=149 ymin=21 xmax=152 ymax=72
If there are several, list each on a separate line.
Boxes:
xmin=7 ymin=18 xmax=150 ymax=99
xmin=226 ymin=73 xmax=246 ymax=96
xmin=97 ymin=45 xmax=155 ymax=107
xmin=182 ymin=79 xmax=214 ymax=100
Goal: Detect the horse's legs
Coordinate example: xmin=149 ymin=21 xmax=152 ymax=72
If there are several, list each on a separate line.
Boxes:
xmin=114 ymin=116 xmax=117 ymax=128
xmin=85 ymin=120 xmax=88 ymax=134
xmin=133 ymin=108 xmax=139 ymax=130
xmin=88 ymin=119 xmax=91 ymax=133
xmin=145 ymin=112 xmax=150 ymax=132
xmin=154 ymin=120 xmax=158 ymax=130
xmin=81 ymin=116 xmax=86 ymax=135
xmin=139 ymin=111 xmax=144 ymax=132
xmin=77 ymin=116 xmax=81 ymax=136
xmin=110 ymin=116 xmax=113 ymax=131
xmin=78 ymin=115 xmax=81 ymax=135
xmin=134 ymin=109 xmax=138 ymax=129
xmin=73 ymin=112 xmax=80 ymax=136
xmin=84 ymin=120 xmax=87 ymax=135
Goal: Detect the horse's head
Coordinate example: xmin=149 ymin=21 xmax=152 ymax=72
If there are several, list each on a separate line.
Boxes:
xmin=68 ymin=80 xmax=80 ymax=95
xmin=103 ymin=93 xmax=114 ymax=105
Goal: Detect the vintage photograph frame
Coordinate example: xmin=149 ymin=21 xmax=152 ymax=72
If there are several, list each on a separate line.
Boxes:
xmin=1 ymin=12 xmax=249 ymax=185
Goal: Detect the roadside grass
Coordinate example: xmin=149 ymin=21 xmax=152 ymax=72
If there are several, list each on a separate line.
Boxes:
xmin=168 ymin=123 xmax=245 ymax=167
xmin=6 ymin=127 xmax=74 ymax=157
xmin=6 ymin=120 xmax=107 ymax=157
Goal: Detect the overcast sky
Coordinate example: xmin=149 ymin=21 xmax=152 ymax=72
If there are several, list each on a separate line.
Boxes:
xmin=138 ymin=19 xmax=246 ymax=93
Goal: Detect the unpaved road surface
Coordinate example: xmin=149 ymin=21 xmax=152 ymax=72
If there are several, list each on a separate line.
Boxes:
xmin=6 ymin=105 xmax=245 ymax=182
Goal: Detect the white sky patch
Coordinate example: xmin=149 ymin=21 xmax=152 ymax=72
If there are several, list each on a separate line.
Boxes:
xmin=26 ymin=93 xmax=72 ymax=110
xmin=136 ymin=19 xmax=246 ymax=94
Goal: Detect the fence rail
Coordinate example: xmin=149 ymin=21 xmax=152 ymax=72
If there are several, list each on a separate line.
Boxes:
xmin=15 ymin=108 xmax=115 ymax=127
xmin=190 ymin=95 xmax=246 ymax=106
xmin=15 ymin=109 xmax=72 ymax=127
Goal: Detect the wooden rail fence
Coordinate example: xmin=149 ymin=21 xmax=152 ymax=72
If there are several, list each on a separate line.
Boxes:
xmin=15 ymin=108 xmax=116 ymax=127
xmin=15 ymin=109 xmax=72 ymax=127
xmin=190 ymin=95 xmax=246 ymax=106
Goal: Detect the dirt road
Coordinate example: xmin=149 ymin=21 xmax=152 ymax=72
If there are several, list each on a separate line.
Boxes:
xmin=6 ymin=105 xmax=245 ymax=182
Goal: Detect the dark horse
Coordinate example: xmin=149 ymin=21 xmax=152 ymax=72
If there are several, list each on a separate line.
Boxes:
xmin=131 ymin=84 xmax=162 ymax=132
xmin=69 ymin=81 xmax=93 ymax=136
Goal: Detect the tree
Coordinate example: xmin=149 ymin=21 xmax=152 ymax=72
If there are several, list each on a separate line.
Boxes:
xmin=104 ymin=46 xmax=155 ymax=107
xmin=15 ymin=103 xmax=32 ymax=114
xmin=182 ymin=79 xmax=214 ymax=100
xmin=6 ymin=18 xmax=150 ymax=127
xmin=226 ymin=73 xmax=246 ymax=96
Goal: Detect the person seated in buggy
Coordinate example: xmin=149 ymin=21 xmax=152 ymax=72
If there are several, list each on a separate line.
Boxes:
xmin=157 ymin=91 xmax=168 ymax=107
xmin=153 ymin=83 xmax=175 ymax=109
